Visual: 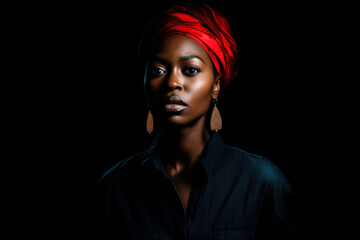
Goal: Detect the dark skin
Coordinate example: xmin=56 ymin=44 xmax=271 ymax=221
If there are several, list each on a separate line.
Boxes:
xmin=145 ymin=34 xmax=220 ymax=212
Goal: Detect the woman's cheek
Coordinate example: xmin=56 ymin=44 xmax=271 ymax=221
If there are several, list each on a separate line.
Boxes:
xmin=148 ymin=77 xmax=163 ymax=92
xmin=186 ymin=79 xmax=213 ymax=114
xmin=190 ymin=75 xmax=214 ymax=99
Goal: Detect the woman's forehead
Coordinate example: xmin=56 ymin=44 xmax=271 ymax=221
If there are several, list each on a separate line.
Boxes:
xmin=152 ymin=34 xmax=211 ymax=63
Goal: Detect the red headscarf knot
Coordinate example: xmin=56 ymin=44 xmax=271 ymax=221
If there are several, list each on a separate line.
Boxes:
xmin=139 ymin=3 xmax=239 ymax=89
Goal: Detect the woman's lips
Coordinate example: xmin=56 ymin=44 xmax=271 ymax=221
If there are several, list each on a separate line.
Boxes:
xmin=164 ymin=104 xmax=188 ymax=112
xmin=163 ymin=96 xmax=188 ymax=112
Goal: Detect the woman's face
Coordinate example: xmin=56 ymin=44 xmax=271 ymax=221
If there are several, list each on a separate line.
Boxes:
xmin=145 ymin=34 xmax=220 ymax=127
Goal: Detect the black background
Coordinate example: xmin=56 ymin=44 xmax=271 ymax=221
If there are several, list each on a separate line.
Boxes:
xmin=18 ymin=0 xmax=347 ymax=238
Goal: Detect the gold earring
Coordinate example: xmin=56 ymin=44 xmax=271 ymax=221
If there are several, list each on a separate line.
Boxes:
xmin=146 ymin=110 xmax=153 ymax=134
xmin=210 ymin=99 xmax=222 ymax=132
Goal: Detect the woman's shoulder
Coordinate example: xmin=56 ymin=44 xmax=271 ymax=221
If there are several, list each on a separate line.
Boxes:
xmin=223 ymin=145 xmax=290 ymax=187
xmin=96 ymin=152 xmax=146 ymax=185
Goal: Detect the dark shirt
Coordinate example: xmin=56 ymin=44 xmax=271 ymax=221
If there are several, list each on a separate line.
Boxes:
xmin=89 ymin=132 xmax=297 ymax=239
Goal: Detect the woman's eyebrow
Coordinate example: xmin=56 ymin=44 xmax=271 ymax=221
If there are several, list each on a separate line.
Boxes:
xmin=150 ymin=55 xmax=205 ymax=64
xmin=150 ymin=56 xmax=169 ymax=64
xmin=180 ymin=55 xmax=205 ymax=64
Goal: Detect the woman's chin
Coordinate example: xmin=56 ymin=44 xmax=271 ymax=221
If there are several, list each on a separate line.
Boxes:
xmin=163 ymin=115 xmax=189 ymax=126
xmin=161 ymin=114 xmax=207 ymax=129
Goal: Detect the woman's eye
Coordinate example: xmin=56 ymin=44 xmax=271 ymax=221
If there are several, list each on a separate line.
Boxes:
xmin=149 ymin=68 xmax=166 ymax=77
xmin=184 ymin=67 xmax=200 ymax=76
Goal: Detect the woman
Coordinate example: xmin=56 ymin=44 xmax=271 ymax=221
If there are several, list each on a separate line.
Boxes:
xmin=90 ymin=3 xmax=298 ymax=239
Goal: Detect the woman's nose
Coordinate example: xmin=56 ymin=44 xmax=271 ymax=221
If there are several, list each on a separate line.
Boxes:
xmin=166 ymin=69 xmax=183 ymax=91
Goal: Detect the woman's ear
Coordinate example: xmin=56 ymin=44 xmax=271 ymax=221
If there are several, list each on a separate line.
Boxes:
xmin=212 ymin=76 xmax=221 ymax=99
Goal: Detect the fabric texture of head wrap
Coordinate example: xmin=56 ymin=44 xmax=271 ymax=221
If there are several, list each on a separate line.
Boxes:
xmin=139 ymin=3 xmax=239 ymax=89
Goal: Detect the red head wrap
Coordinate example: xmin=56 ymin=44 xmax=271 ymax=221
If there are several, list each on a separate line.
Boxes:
xmin=139 ymin=3 xmax=238 ymax=89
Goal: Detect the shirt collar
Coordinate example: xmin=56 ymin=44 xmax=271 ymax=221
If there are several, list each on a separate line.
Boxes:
xmin=140 ymin=132 xmax=227 ymax=178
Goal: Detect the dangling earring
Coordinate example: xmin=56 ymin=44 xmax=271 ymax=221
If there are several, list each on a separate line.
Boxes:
xmin=210 ymin=98 xmax=222 ymax=132
xmin=146 ymin=110 xmax=153 ymax=134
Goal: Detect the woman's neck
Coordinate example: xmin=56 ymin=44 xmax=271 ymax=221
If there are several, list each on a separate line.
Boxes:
xmin=160 ymin=117 xmax=211 ymax=176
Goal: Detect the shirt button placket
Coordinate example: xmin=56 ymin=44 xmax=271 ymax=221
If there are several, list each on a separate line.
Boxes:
xmin=175 ymin=218 xmax=186 ymax=240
